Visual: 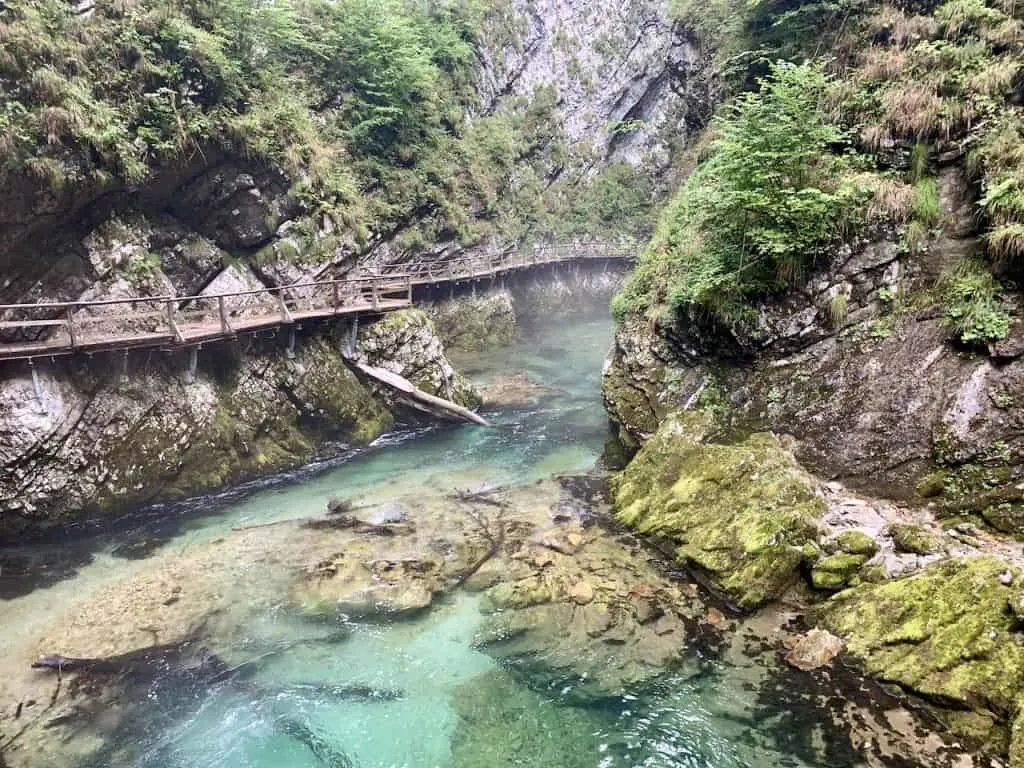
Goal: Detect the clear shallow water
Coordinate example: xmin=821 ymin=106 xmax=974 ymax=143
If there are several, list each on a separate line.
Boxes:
xmin=1 ymin=312 xmax=874 ymax=768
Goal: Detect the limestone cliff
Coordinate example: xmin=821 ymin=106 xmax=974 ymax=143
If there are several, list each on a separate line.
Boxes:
xmin=604 ymin=166 xmax=1024 ymax=529
xmin=0 ymin=311 xmax=476 ymax=539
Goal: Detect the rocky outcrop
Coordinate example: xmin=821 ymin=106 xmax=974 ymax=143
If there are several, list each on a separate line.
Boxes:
xmin=0 ymin=311 xmax=474 ymax=538
xmin=604 ymin=167 xmax=1024 ymax=530
xmin=425 ymin=290 xmax=518 ymax=353
xmin=354 ymin=310 xmax=481 ymax=408
xmin=818 ymin=557 xmax=1024 ymax=758
xmin=611 ymin=411 xmax=826 ymax=609
xmin=477 ymin=0 xmax=712 ymax=169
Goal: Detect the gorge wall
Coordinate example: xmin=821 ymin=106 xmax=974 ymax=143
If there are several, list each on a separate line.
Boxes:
xmin=0 ymin=0 xmax=706 ymax=537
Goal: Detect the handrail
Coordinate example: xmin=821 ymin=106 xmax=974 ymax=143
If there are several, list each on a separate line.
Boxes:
xmin=0 ymin=241 xmax=635 ymax=360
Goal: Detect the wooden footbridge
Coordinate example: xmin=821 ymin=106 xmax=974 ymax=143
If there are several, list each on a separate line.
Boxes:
xmin=0 ymin=242 xmax=634 ymax=362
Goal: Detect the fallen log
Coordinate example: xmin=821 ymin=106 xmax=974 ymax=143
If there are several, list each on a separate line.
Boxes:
xmin=349 ymin=361 xmax=491 ymax=427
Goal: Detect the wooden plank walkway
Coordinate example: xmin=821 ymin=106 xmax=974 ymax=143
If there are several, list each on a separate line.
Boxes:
xmin=0 ymin=243 xmax=634 ymax=362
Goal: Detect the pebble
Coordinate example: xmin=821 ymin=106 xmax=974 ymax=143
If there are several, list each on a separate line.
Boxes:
xmin=1000 ymin=571 xmax=1014 ymax=586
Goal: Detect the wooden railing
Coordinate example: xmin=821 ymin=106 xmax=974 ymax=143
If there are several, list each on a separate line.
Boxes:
xmin=381 ymin=241 xmax=635 ymax=283
xmin=0 ymin=241 xmax=635 ymax=361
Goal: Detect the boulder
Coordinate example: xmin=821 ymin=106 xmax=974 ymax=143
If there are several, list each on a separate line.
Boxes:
xmin=784 ymin=628 xmax=844 ymax=671
xmin=817 ymin=556 xmax=1024 ymax=758
xmin=611 ymin=411 xmax=825 ymax=609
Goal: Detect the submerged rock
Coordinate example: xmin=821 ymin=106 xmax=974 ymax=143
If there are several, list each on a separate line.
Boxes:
xmin=611 ymin=411 xmax=826 ymax=609
xmin=292 ymin=542 xmax=446 ymax=617
xmin=817 ymin=556 xmax=1024 ymax=759
xmin=475 ymin=524 xmax=703 ymax=702
xmin=480 ymin=373 xmax=561 ymax=406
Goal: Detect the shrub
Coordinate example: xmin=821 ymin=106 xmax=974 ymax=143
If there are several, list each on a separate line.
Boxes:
xmin=939 ymin=259 xmax=1011 ymax=345
xmin=615 ymin=61 xmax=869 ymax=325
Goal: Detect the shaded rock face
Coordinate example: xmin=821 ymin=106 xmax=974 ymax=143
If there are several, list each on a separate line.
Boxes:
xmin=0 ymin=336 xmax=392 ymax=539
xmin=604 ymin=167 xmax=1024 ymax=527
xmin=477 ymin=0 xmax=712 ymax=169
xmin=355 ymin=309 xmax=482 ymax=408
xmin=425 ymin=290 xmax=517 ymax=353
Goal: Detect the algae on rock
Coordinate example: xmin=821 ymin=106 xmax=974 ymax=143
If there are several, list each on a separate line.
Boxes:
xmin=611 ymin=411 xmax=826 ymax=609
xmin=818 ymin=557 xmax=1024 ymax=760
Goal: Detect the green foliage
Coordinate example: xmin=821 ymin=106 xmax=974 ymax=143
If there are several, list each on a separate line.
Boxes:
xmin=909 ymin=142 xmax=930 ymax=182
xmin=615 ymin=61 xmax=869 ymax=325
xmin=1 ymin=0 xmax=629 ymax=251
xmin=829 ymin=293 xmax=849 ymax=326
xmin=939 ymin=259 xmax=1011 ymax=345
xmin=912 ymin=176 xmax=941 ymax=225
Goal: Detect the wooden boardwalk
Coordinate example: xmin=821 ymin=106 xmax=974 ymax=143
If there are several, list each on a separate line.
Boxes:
xmin=0 ymin=242 xmax=634 ymax=361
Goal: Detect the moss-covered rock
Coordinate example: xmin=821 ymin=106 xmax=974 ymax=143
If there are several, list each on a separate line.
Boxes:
xmin=810 ymin=552 xmax=870 ymax=591
xmin=887 ymin=523 xmax=943 ymax=555
xmin=817 ymin=557 xmax=1024 ymax=758
xmin=427 ymin=290 xmax=517 ymax=352
xmin=833 ymin=530 xmax=879 ymax=556
xmin=611 ymin=411 xmax=826 ymax=609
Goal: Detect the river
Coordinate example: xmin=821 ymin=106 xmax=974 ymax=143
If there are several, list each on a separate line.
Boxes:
xmin=0 ymin=311 xmax=935 ymax=768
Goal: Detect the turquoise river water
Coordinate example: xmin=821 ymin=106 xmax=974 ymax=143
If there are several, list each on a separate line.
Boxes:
xmin=0 ymin=311 xmax=923 ymax=768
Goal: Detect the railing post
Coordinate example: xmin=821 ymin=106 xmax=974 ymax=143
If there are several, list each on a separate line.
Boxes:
xmin=406 ymin=274 xmax=413 ymax=303
xmin=276 ymin=288 xmax=294 ymax=323
xmin=66 ymin=307 xmax=77 ymax=348
xmin=372 ymin=279 xmax=379 ymax=310
xmin=333 ymin=282 xmax=340 ymax=313
xmin=217 ymin=296 xmax=233 ymax=335
xmin=166 ymin=299 xmax=184 ymax=343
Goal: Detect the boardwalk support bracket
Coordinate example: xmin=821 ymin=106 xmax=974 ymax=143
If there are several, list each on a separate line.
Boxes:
xmin=28 ymin=359 xmax=46 ymax=415
xmin=185 ymin=347 xmax=198 ymax=384
xmin=286 ymin=327 xmax=296 ymax=360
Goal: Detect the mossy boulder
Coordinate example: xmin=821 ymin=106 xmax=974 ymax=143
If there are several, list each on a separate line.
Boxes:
xmin=811 ymin=552 xmax=870 ymax=591
xmin=832 ymin=530 xmax=879 ymax=556
xmin=887 ymin=523 xmax=942 ymax=555
xmin=817 ymin=557 xmax=1024 ymax=759
xmin=611 ymin=411 xmax=826 ymax=610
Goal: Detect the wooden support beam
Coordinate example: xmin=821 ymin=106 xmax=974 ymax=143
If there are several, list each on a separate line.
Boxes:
xmin=166 ymin=299 xmax=184 ymax=343
xmin=66 ymin=307 xmax=77 ymax=349
xmin=217 ymin=296 xmax=234 ymax=335
xmin=275 ymin=289 xmax=294 ymax=324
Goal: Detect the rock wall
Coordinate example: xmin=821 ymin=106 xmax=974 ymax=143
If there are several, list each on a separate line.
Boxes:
xmin=604 ymin=166 xmax=1024 ymax=527
xmin=424 ymin=290 xmax=519 ymax=353
xmin=0 ymin=312 xmax=476 ymax=540
xmin=477 ymin=0 xmax=712 ymax=170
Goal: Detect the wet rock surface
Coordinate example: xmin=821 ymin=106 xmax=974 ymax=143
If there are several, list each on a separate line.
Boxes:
xmin=611 ymin=411 xmax=826 ymax=609
xmin=0 ymin=307 xmax=478 ymax=537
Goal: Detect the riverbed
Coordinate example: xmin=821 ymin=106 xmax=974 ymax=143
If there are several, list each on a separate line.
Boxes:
xmin=0 ymin=312 xmax=964 ymax=768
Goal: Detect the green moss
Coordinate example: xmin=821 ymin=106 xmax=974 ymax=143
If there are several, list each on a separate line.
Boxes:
xmin=811 ymin=552 xmax=870 ymax=591
xmin=818 ymin=557 xmax=1024 ymax=753
xmin=915 ymin=470 xmax=948 ymax=498
xmin=834 ymin=531 xmax=879 ymax=556
xmin=887 ymin=523 xmax=943 ymax=555
xmin=612 ymin=411 xmax=825 ymax=609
